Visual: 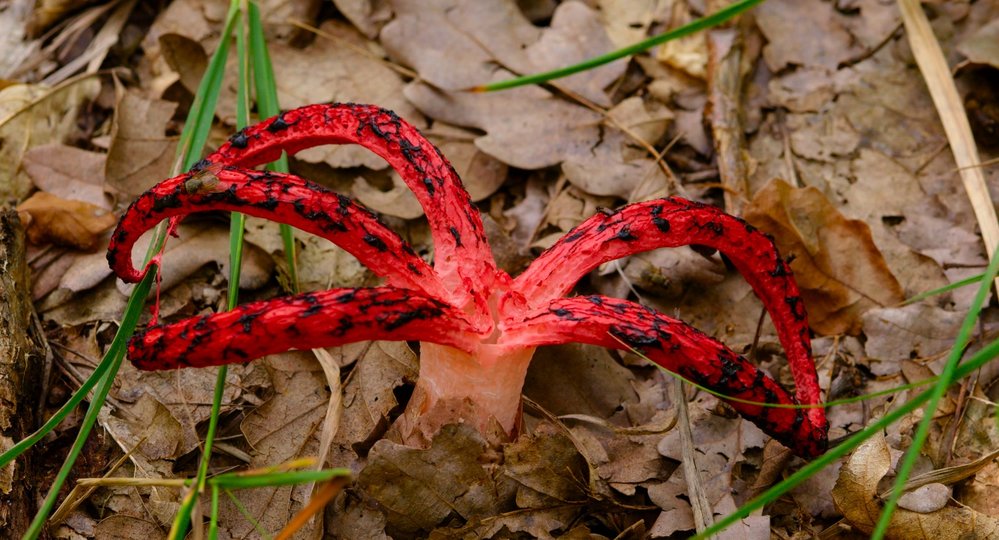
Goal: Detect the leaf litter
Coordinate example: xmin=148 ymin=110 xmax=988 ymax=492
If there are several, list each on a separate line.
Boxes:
xmin=7 ymin=0 xmax=999 ymax=538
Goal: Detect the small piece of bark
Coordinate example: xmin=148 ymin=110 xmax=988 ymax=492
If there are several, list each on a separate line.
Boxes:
xmin=0 ymin=209 xmax=44 ymax=536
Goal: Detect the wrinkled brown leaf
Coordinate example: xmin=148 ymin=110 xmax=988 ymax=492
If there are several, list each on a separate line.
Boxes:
xmin=744 ymin=179 xmax=905 ymax=335
xmin=327 ymin=341 xmax=418 ymax=470
xmin=503 ymin=422 xmax=588 ymax=506
xmin=524 ymin=344 xmax=638 ymax=420
xmin=388 ymin=0 xmax=624 ymax=106
xmin=833 ymin=433 xmax=999 ymax=538
xmin=405 ymin=82 xmax=602 ymax=171
xmin=16 ymin=191 xmax=116 ymax=250
xmin=333 ymin=0 xmax=392 ymax=38
xmin=357 ymin=424 xmax=511 ymax=536
xmin=385 ymin=0 xmax=638 ymax=170
xmin=756 ymin=0 xmax=862 ymax=70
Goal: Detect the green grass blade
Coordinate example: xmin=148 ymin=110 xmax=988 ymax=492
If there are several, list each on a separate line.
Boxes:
xmin=222 ymin=490 xmax=271 ymax=538
xmin=210 ymin=469 xmax=351 ymax=490
xmin=247 ymin=1 xmax=298 ymax=292
xmin=209 ymin=483 xmax=220 ymax=540
xmin=873 ymin=243 xmax=999 ymax=538
xmin=902 ymin=272 xmax=984 ymax=305
xmin=474 ymin=0 xmax=763 ymax=92
xmin=167 ymin=3 xmax=244 ymax=538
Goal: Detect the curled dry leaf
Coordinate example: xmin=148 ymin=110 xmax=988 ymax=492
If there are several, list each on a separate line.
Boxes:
xmin=327 ymin=341 xmax=418 ymax=470
xmin=244 ymin=20 xmax=423 ymax=170
xmin=744 ymin=179 xmax=905 ymax=335
xmin=833 ymin=433 xmax=999 ymax=538
xmin=332 ymin=0 xmax=393 ymax=38
xmin=224 ymin=352 xmax=328 ymax=539
xmin=16 ymin=191 xmax=117 ymax=250
xmin=503 ymin=422 xmax=588 ymax=507
xmin=404 ymin=83 xmax=602 ymax=171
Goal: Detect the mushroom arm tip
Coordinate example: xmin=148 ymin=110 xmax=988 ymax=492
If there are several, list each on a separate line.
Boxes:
xmin=503 ymin=295 xmax=828 ymax=458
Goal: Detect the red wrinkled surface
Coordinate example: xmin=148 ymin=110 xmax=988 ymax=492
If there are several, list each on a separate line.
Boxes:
xmin=107 ymin=103 xmax=828 ymax=457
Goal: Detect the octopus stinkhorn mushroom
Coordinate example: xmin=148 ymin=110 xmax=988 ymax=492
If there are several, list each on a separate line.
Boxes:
xmin=107 ymin=103 xmax=828 ymax=457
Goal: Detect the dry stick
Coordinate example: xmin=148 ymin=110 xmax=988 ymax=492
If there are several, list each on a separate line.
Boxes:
xmin=706 ymin=25 xmax=752 ymax=215
xmin=674 ymin=379 xmax=714 ymax=534
xmin=898 ymin=0 xmax=999 ymax=291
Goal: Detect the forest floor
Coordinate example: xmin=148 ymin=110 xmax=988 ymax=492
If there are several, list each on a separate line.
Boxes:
xmin=2 ymin=0 xmax=999 ymax=538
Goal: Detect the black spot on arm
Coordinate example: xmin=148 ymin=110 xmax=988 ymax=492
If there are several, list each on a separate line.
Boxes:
xmin=229 ymin=129 xmax=249 ymax=148
xmin=364 ymin=233 xmax=389 ymax=252
xmin=614 ymin=225 xmax=638 ymax=242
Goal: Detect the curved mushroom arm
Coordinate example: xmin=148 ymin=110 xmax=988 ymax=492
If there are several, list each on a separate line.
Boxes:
xmin=502 ymin=295 xmax=828 ymax=458
xmin=204 ymin=103 xmax=498 ymax=309
xmin=107 ymin=166 xmax=446 ymax=299
xmin=512 ymin=197 xmax=821 ymax=409
xmin=128 ymin=287 xmax=479 ymax=370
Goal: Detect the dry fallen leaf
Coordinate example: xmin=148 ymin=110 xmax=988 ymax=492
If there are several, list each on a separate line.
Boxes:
xmin=23 ymin=144 xmax=109 ymax=208
xmin=357 ymin=424 xmax=510 ymax=536
xmin=16 ymin=191 xmax=117 ymax=250
xmin=105 ymin=88 xmax=178 ymax=197
xmin=958 ymin=18 xmax=999 ymax=69
xmin=744 ymin=178 xmax=905 ymax=335
xmin=562 ymin=97 xmax=671 ymax=200
xmin=861 ymin=304 xmax=963 ymax=376
xmin=404 ymin=82 xmax=602 ymax=171
xmin=524 ymin=343 xmax=638 ymax=420
xmin=223 ymin=352 xmax=328 ymax=539
xmin=833 ymin=432 xmax=999 ymax=538
xmin=503 ymin=422 xmax=588 ymax=506
xmin=384 ymin=0 xmax=638 ymax=171
xmin=0 ymin=77 xmax=100 ymax=200
xmin=327 ymin=341 xmax=419 ymax=470
xmin=118 ymin=222 xmax=274 ymax=294
xmin=388 ymin=0 xmax=624 ymax=106
xmin=756 ymin=0 xmax=862 ymax=71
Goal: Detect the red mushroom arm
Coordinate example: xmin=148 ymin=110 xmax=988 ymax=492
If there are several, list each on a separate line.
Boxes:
xmin=106 ymin=166 xmax=447 ymax=299
xmin=502 ymin=295 xmax=827 ymax=458
xmin=128 ymin=287 xmax=478 ymax=370
xmin=202 ymin=103 xmax=498 ymax=309
xmin=512 ymin=197 xmax=822 ymax=410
